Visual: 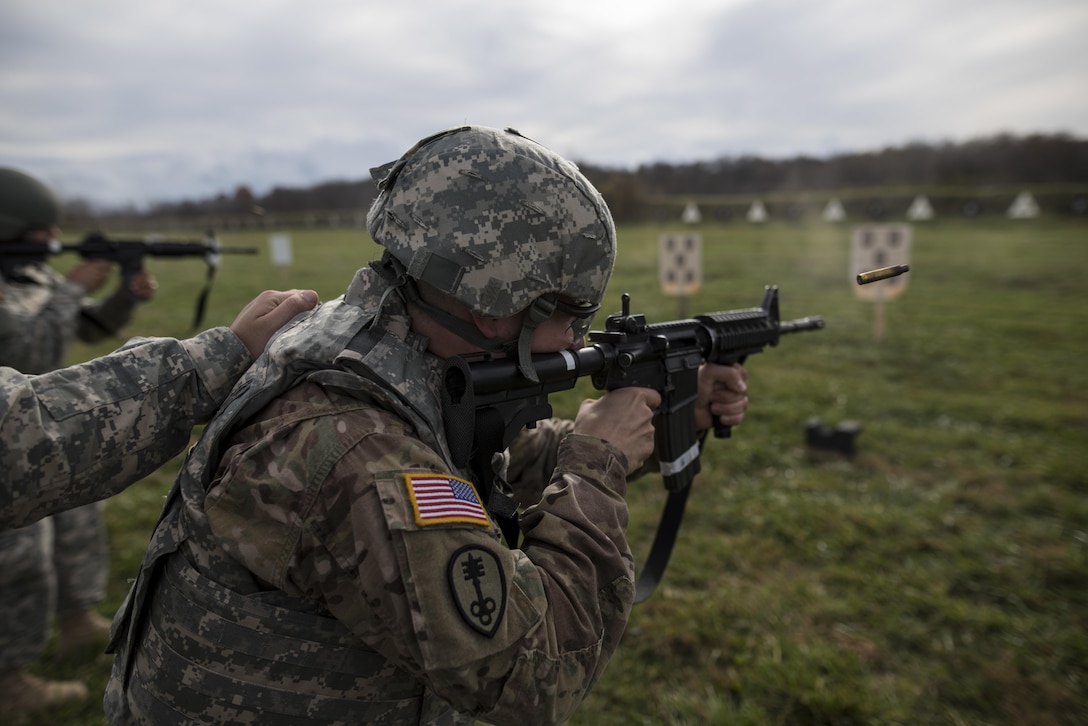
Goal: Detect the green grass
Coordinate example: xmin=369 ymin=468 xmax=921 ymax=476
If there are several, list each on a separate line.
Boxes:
xmin=27 ymin=216 xmax=1088 ymax=724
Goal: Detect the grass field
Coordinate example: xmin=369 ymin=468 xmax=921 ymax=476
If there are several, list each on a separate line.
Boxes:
xmin=26 ymin=215 xmax=1088 ymax=725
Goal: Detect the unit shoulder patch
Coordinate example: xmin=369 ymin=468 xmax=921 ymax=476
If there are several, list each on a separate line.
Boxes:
xmin=447 ymin=545 xmax=506 ymax=637
xmin=403 ymin=472 xmax=491 ymax=528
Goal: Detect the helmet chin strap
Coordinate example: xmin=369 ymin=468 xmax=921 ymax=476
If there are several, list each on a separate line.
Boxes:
xmin=372 ymin=251 xmax=518 ymax=360
xmin=372 ymin=251 xmax=554 ymax=382
xmin=514 ymin=296 xmax=556 ymax=383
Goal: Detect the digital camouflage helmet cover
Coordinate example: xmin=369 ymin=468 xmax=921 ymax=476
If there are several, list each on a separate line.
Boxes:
xmin=366 ymin=126 xmax=617 ymax=380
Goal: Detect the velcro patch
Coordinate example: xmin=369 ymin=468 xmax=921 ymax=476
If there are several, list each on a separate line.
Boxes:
xmin=404 ymin=473 xmax=490 ymax=528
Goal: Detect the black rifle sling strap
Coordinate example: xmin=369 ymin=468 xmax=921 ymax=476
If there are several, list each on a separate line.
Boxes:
xmin=471 ymin=406 xmax=522 ymax=549
xmin=191 ymin=251 xmax=220 ymax=331
xmin=634 ymin=427 xmax=708 ymax=603
xmin=191 ymin=265 xmax=214 ymax=331
xmin=634 ymin=485 xmax=691 ymax=603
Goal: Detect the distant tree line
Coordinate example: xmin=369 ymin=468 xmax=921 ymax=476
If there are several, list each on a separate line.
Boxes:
xmin=590 ymin=132 xmax=1088 ymax=195
xmin=580 ymin=132 xmax=1088 ymax=222
xmin=143 ymin=178 xmax=381 ymax=220
xmin=84 ymin=133 xmax=1087 ymax=227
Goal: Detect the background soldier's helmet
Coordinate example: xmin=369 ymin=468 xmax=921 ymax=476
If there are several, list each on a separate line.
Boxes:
xmin=0 ymin=168 xmax=63 ymax=241
xmin=366 ymin=125 xmax=616 ymax=320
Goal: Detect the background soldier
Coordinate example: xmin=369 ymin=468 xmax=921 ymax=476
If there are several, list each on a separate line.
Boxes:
xmin=0 ymin=167 xmax=158 ymax=715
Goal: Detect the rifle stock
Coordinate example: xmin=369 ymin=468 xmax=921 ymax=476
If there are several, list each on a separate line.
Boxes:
xmin=442 ymin=285 xmax=824 ymax=601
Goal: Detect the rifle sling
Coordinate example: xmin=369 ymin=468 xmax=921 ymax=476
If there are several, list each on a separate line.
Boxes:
xmin=633 ymin=483 xmax=692 ymax=604
xmin=191 ymin=262 xmax=216 ymax=331
xmin=487 ymin=488 xmax=521 ymax=550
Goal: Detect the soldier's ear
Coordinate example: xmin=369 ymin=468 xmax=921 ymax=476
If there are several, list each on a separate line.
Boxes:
xmin=471 ymin=314 xmax=519 ymax=341
xmin=471 ymin=314 xmax=500 ymax=340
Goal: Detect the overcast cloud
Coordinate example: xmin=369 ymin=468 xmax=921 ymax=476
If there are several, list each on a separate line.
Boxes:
xmin=2 ymin=0 xmax=1085 ymax=209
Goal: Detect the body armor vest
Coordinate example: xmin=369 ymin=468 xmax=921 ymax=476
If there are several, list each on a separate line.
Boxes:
xmin=105 ymin=268 xmax=475 ymax=725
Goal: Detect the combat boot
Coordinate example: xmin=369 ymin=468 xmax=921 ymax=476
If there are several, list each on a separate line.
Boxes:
xmin=0 ymin=668 xmax=89 ymax=719
xmin=57 ymin=608 xmax=112 ymax=658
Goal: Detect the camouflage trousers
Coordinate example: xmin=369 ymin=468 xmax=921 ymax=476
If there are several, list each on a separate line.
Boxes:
xmin=0 ymin=501 xmax=108 ymax=667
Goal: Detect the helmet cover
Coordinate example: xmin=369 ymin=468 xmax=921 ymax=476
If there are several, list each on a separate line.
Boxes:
xmin=366 ymin=126 xmax=616 ymax=319
xmin=0 ymin=168 xmax=62 ymax=241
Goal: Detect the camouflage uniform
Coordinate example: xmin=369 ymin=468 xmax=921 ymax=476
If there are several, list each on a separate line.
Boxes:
xmin=0 ymin=260 xmax=138 ymax=374
xmin=107 ymin=127 xmax=633 ymax=725
xmin=0 ymin=326 xmax=253 ymax=530
xmin=0 ymin=285 xmax=15 ymax=346
xmin=0 ymin=258 xmax=143 ymax=671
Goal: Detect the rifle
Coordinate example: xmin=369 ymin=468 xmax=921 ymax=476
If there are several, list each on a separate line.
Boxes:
xmin=0 ymin=231 xmax=258 ymax=329
xmin=442 ymin=285 xmax=824 ymax=602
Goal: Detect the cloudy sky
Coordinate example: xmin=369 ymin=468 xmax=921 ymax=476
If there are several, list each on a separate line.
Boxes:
xmin=2 ymin=0 xmax=1086 ymax=209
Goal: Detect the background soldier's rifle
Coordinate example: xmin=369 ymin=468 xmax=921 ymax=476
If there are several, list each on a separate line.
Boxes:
xmin=0 ymin=231 xmax=258 ymax=328
xmin=442 ymin=285 xmax=824 ymax=602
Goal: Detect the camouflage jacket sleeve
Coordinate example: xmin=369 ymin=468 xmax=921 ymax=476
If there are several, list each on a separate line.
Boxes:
xmin=204 ymin=383 xmax=635 ymax=725
xmin=0 ymin=327 xmax=251 ymax=529
xmin=505 ymin=418 xmax=660 ymax=504
xmin=76 ymin=284 xmax=139 ymax=342
xmin=503 ymin=417 xmax=575 ymax=505
xmin=0 ymin=264 xmax=84 ymax=372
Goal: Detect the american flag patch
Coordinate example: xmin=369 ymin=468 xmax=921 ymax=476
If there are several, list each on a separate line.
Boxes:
xmin=404 ymin=473 xmax=491 ymax=528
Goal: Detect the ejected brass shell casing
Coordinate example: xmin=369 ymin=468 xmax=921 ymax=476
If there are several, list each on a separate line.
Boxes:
xmin=856 ymin=264 xmax=910 ymax=285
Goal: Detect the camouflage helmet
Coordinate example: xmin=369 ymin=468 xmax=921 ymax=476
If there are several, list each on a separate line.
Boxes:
xmin=0 ymin=168 xmax=62 ymax=241
xmin=366 ymin=126 xmax=616 ymax=320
